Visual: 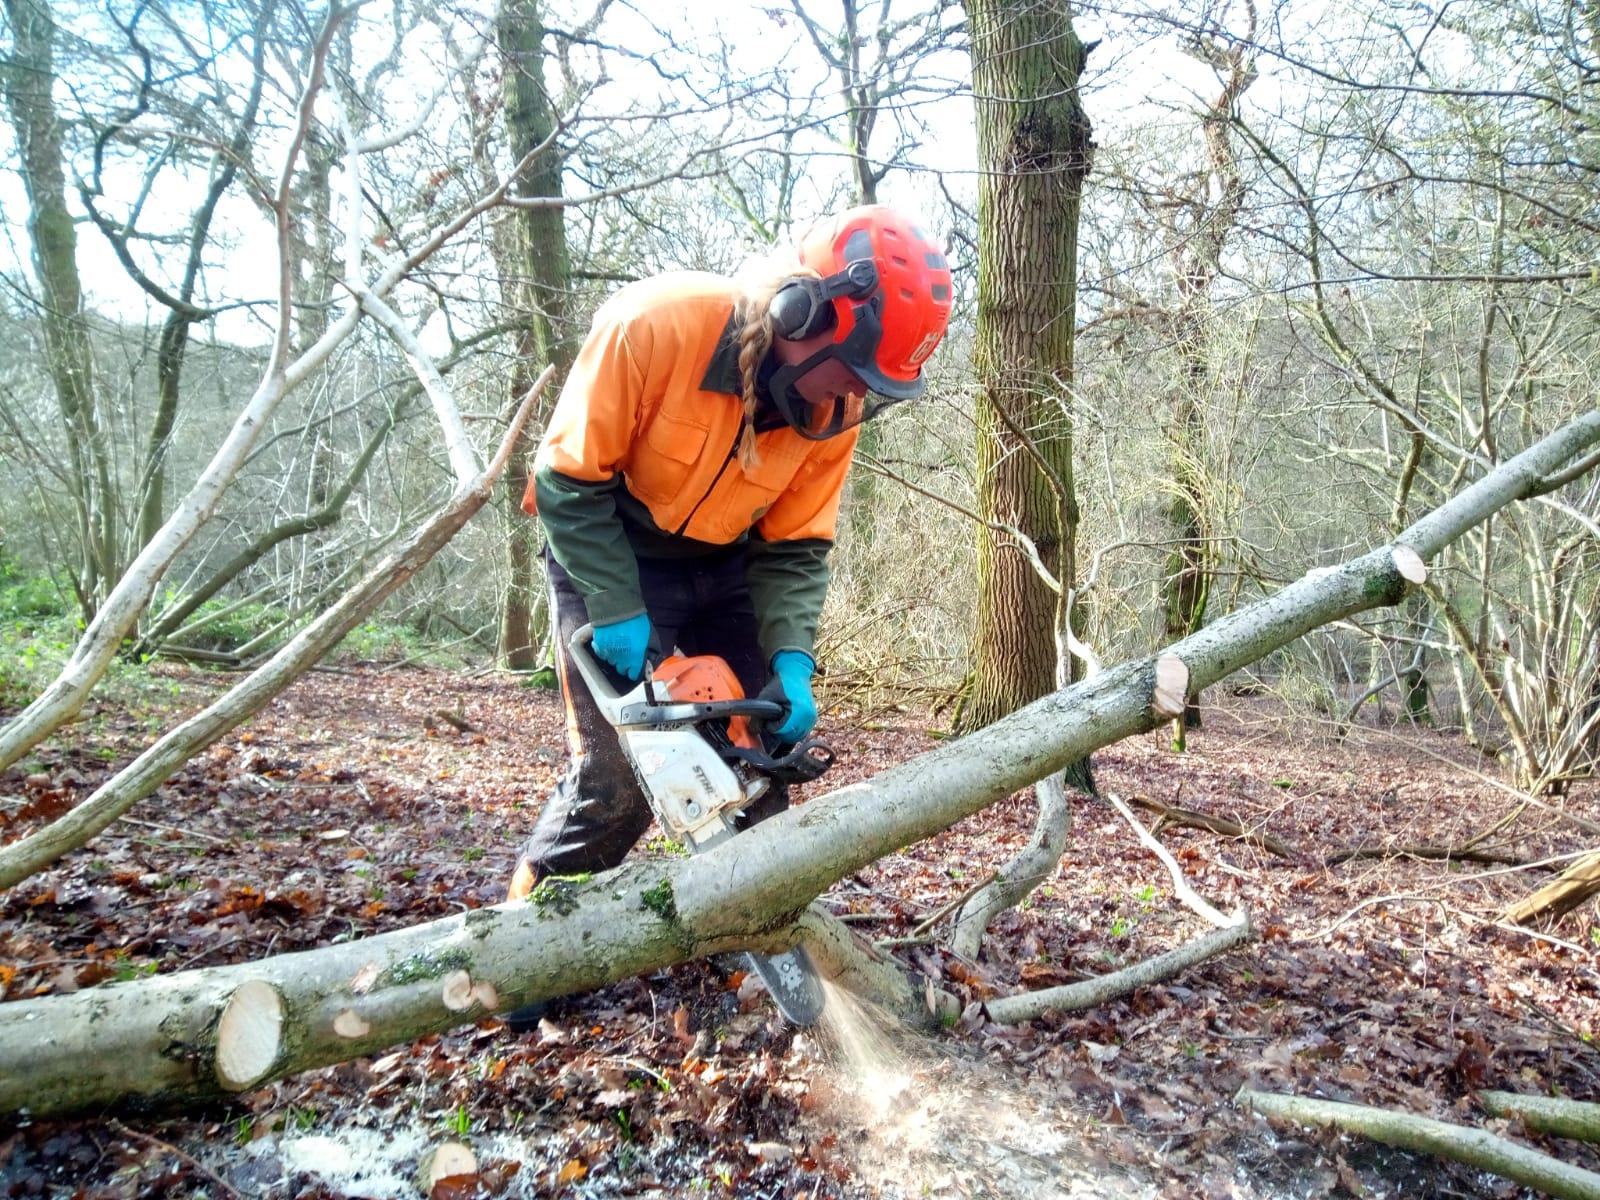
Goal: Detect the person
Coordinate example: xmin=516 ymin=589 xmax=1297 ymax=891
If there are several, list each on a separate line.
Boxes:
xmin=505 ymin=204 xmax=953 ymax=908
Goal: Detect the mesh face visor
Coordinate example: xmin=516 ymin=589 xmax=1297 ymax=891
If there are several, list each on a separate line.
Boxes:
xmin=767 ymin=295 xmax=924 ymax=439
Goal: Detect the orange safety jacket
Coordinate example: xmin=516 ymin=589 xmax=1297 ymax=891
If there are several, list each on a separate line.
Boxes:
xmin=524 ymin=272 xmax=858 ymax=545
xmin=522 ymin=272 xmax=858 ymax=657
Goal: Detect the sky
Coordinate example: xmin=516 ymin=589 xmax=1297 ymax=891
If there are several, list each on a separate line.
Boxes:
xmin=0 ymin=0 xmax=1295 ymax=351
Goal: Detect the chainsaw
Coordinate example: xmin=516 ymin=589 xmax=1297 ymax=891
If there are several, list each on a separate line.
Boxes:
xmin=568 ymin=624 xmax=834 ymax=1025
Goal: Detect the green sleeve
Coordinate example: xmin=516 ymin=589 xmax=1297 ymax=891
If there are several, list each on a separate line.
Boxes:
xmin=534 ymin=465 xmax=646 ymax=625
xmin=745 ymin=534 xmax=833 ymax=663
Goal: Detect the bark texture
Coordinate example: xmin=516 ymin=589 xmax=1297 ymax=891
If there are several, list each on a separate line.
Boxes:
xmin=962 ymin=0 xmax=1092 ymax=729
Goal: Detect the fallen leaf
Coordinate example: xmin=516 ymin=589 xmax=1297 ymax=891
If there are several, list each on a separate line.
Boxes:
xmin=556 ymin=1158 xmax=586 ymax=1184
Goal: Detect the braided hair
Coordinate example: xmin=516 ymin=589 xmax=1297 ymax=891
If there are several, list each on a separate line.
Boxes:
xmin=731 ymin=254 xmax=818 ymax=470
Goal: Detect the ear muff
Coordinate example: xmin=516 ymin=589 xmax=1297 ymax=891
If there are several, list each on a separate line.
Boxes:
xmin=768 ymin=259 xmax=880 ymax=342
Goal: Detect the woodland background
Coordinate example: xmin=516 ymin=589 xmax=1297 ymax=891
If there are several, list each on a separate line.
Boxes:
xmin=2 ymin=0 xmax=1599 ymax=1196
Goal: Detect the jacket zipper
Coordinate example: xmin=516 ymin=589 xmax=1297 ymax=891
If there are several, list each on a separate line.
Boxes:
xmin=674 ymin=434 xmax=741 ymax=536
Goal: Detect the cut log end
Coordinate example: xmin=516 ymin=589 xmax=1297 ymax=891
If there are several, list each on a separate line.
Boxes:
xmin=215 ymin=980 xmax=284 ymax=1091
xmin=333 ymin=1008 xmax=370 ymax=1040
xmin=1391 ymin=544 xmax=1428 ymax=585
xmin=417 ymin=1142 xmax=477 ymax=1193
xmin=1151 ymin=655 xmax=1190 ymax=720
xmin=440 ymin=970 xmax=477 ymax=1012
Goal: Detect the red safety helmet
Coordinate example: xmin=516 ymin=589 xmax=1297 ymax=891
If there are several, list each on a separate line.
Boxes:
xmin=766 ymin=205 xmax=953 ymax=438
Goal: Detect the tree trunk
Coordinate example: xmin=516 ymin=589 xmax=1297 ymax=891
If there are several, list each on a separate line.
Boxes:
xmin=961 ymin=0 xmax=1092 ymax=730
xmin=5 ymin=409 xmax=1591 ymax=1117
xmin=2 ymin=0 xmax=115 ymax=610
xmin=495 ymin=0 xmax=574 ymax=670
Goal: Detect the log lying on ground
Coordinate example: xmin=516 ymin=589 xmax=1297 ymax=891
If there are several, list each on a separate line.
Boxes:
xmin=1327 ymin=844 xmax=1531 ymax=868
xmin=984 ymin=918 xmax=1253 ymax=1024
xmin=1504 ymin=848 xmax=1600 ymax=925
xmin=3 ymin=410 xmax=1597 ymax=1117
xmin=1481 ymin=1092 xmax=1600 ymax=1143
xmin=0 ymin=369 xmax=552 ymax=889
xmin=0 ymin=861 xmax=769 ymax=1117
xmin=1238 ymin=1090 xmax=1600 ymax=1200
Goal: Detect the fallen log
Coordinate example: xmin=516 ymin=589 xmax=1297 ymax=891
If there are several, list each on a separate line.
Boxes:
xmin=1238 ymin=1090 xmax=1600 ymax=1200
xmin=3 ymin=410 xmax=1597 ymax=1117
xmin=1481 ymin=1091 xmax=1600 ymax=1143
xmin=1504 ymin=848 xmax=1600 ymax=925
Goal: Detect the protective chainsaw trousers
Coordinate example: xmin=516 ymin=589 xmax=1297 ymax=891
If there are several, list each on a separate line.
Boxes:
xmin=507 ymin=549 xmax=789 ymax=896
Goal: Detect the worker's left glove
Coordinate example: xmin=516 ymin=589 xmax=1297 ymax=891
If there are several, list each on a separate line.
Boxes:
xmin=759 ymin=650 xmax=817 ymax=744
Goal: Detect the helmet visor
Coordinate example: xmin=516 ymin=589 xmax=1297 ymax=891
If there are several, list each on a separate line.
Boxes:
xmin=768 ymin=348 xmax=913 ymax=440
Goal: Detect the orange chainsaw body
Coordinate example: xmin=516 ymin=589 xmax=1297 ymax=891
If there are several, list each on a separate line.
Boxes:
xmin=651 ymin=655 xmax=760 ymax=750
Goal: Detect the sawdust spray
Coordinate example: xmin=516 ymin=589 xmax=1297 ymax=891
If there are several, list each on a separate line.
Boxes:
xmin=804 ymin=980 xmax=1102 ymax=1199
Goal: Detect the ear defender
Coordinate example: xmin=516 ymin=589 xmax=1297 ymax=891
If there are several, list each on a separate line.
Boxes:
xmin=768 ymin=258 xmax=880 ymax=341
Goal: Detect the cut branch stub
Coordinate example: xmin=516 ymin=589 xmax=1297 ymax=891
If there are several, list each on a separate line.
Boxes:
xmin=214 ymin=980 xmax=283 ymax=1091
xmin=332 ymin=1008 xmax=370 ymax=1040
xmin=417 ymin=1142 xmax=478 ymax=1194
xmin=1151 ymin=655 xmax=1190 ymax=720
xmin=440 ymin=970 xmax=477 ymax=1012
xmin=1391 ymin=544 xmax=1428 ymax=585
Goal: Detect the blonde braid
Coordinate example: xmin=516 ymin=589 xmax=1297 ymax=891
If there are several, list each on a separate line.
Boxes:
xmin=732 ymin=285 xmax=778 ymax=470
xmin=732 ymin=250 xmax=819 ymax=471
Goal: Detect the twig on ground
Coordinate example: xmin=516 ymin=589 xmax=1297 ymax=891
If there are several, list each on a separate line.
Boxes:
xmin=1127 ymin=793 xmax=1297 ymax=860
xmin=985 ymin=919 xmax=1253 ymax=1024
xmin=908 ymin=869 xmax=999 ymax=940
xmin=109 ymin=1120 xmax=245 ymax=1199
xmin=120 ymin=817 xmax=230 ymax=846
xmin=1326 ymin=844 xmax=1533 ymax=868
xmin=1460 ymin=801 xmax=1529 ymax=853
xmin=1107 ymin=793 xmax=1241 ymax=929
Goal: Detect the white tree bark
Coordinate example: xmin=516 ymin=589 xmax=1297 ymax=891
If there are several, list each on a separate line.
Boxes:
xmin=2 ymin=410 xmax=1596 ymax=1117
xmin=0 ymin=370 xmax=551 ymax=888
xmin=985 ymin=918 xmax=1252 ymax=1024
xmin=1239 ymin=1090 xmax=1600 ymax=1200
xmin=949 ymin=773 xmax=1072 ymax=960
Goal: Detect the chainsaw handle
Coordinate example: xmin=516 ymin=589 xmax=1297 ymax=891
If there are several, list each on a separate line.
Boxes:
xmin=568 ymin=623 xmax=645 ymax=723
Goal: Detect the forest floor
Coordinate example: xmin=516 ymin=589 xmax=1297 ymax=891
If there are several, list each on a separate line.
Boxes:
xmin=2 ymin=661 xmax=1598 ymax=1199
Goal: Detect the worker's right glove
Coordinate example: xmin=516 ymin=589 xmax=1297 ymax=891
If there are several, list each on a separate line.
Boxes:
xmin=759 ymin=650 xmax=817 ymax=744
xmin=591 ymin=613 xmax=652 ymax=680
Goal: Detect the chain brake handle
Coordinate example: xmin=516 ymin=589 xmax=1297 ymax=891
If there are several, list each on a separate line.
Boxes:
xmin=729 ymin=735 xmax=835 ymax=784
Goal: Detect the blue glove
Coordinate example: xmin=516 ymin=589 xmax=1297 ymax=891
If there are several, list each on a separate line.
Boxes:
xmin=761 ymin=650 xmax=817 ymax=743
xmin=591 ymin=613 xmax=652 ymax=680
